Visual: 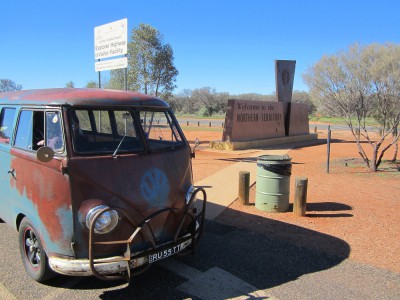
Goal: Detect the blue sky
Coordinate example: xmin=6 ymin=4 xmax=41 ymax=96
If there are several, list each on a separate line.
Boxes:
xmin=1 ymin=0 xmax=399 ymax=95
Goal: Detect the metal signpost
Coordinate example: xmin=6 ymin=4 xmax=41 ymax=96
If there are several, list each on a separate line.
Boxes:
xmin=94 ymin=18 xmax=128 ymax=90
xmin=327 ymin=125 xmax=331 ymax=173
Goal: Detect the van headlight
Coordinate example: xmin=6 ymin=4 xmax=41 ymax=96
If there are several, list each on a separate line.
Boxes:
xmin=185 ymin=186 xmax=196 ymax=205
xmin=86 ymin=205 xmax=119 ymax=234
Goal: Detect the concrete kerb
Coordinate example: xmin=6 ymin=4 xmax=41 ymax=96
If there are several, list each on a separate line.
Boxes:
xmin=194 ymin=138 xmax=327 ymax=220
xmin=210 ymin=133 xmax=318 ymax=150
xmin=194 ymin=148 xmax=291 ymax=220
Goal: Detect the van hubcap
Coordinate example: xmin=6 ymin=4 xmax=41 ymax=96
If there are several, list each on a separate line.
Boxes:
xmin=24 ymin=228 xmax=41 ymax=267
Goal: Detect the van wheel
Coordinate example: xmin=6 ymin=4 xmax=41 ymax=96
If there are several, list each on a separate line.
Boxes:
xmin=18 ymin=218 xmax=55 ymax=282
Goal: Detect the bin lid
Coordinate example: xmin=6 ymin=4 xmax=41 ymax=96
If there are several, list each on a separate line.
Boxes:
xmin=257 ymin=154 xmax=292 ymax=161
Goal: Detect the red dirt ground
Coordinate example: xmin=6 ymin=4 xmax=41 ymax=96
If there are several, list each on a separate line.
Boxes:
xmin=184 ymin=127 xmax=400 ymax=273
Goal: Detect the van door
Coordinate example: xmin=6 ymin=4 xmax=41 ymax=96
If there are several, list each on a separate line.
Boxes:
xmin=10 ymin=109 xmax=74 ymax=256
xmin=0 ymin=107 xmax=16 ymax=224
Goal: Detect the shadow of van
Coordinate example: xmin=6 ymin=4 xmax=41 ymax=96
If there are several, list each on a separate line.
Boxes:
xmin=95 ymin=202 xmax=350 ymax=299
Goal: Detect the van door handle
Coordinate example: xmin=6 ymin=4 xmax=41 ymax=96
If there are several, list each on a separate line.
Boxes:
xmin=8 ymin=169 xmax=16 ymax=180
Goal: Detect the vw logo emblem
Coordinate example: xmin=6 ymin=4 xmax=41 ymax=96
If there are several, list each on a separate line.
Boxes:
xmin=140 ymin=168 xmax=170 ymax=207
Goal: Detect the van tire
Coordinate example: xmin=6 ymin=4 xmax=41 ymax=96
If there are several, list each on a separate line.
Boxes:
xmin=18 ymin=218 xmax=55 ymax=282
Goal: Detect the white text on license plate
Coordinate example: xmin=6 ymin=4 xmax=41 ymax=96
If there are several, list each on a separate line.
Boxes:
xmin=148 ymin=244 xmax=182 ymax=263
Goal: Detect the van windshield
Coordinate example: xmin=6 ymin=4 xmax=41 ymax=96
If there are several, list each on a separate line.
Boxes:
xmin=139 ymin=110 xmax=184 ymax=150
xmin=69 ymin=108 xmax=185 ymax=154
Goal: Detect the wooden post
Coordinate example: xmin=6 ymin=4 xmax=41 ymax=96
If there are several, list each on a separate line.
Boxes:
xmin=293 ymin=177 xmax=308 ymax=217
xmin=198 ymin=121 xmax=200 ymax=127
xmin=238 ymin=171 xmax=250 ymax=205
xmin=187 ymin=121 xmax=189 ymax=126
xmin=209 ymin=121 xmax=211 ymax=127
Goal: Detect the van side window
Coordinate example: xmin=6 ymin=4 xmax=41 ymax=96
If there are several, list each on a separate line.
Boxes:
xmin=15 ymin=111 xmax=34 ymax=150
xmin=139 ymin=111 xmax=184 ymax=150
xmin=45 ymin=111 xmax=64 ymax=151
xmin=0 ymin=108 xmax=16 ymax=144
xmin=15 ymin=111 xmax=45 ymax=151
xmin=70 ymin=108 xmax=143 ymax=154
xmin=75 ymin=110 xmax=91 ymax=131
xmin=115 ymin=110 xmax=137 ymax=138
xmin=93 ymin=110 xmax=112 ymax=134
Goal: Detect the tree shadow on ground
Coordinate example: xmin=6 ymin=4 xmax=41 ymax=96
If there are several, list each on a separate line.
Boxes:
xmin=330 ymin=157 xmax=400 ymax=175
xmin=330 ymin=139 xmax=371 ymax=145
xmin=217 ymin=157 xmax=305 ymax=164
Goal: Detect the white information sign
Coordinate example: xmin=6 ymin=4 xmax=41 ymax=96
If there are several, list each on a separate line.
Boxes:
xmin=95 ymin=57 xmax=128 ymax=72
xmin=94 ymin=18 xmax=128 ymax=60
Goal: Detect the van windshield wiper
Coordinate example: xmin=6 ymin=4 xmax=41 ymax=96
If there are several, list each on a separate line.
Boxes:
xmin=112 ymin=135 xmax=127 ymax=158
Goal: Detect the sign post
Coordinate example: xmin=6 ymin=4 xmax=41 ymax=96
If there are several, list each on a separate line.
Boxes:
xmin=94 ymin=18 xmax=128 ymax=89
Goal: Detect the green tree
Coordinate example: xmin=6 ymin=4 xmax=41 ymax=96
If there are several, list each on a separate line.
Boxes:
xmin=0 ymin=79 xmax=22 ymax=92
xmin=110 ymin=24 xmax=178 ymax=99
xmin=65 ymin=81 xmax=75 ymax=88
xmin=192 ymin=87 xmax=218 ymax=117
xmin=85 ymin=80 xmax=98 ymax=88
xmin=181 ymin=89 xmax=194 ymax=114
xmin=108 ymin=69 xmax=125 ymax=90
xmin=171 ymin=89 xmax=195 ymax=114
xmin=233 ymin=93 xmax=275 ymax=102
xmin=167 ymin=94 xmax=184 ymax=113
xmin=153 ymin=44 xmax=178 ymax=99
xmin=303 ymin=43 xmax=400 ymax=171
xmin=292 ymin=90 xmax=316 ymax=115
xmin=215 ymin=92 xmax=230 ymax=114
xmin=366 ymin=44 xmax=400 ymax=162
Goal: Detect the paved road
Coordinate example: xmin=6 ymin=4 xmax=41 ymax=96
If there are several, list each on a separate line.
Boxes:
xmin=1 ymin=220 xmax=399 ymax=299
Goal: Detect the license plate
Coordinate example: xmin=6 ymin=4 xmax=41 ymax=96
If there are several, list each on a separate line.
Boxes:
xmin=148 ymin=243 xmax=184 ymax=264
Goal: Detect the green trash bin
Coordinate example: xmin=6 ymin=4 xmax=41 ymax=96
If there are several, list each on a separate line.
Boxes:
xmin=255 ymin=155 xmax=292 ymax=212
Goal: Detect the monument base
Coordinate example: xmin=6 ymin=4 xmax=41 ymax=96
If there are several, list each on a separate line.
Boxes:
xmin=210 ymin=133 xmax=319 ymax=150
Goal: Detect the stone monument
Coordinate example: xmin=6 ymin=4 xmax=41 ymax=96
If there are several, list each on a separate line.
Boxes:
xmin=210 ymin=60 xmax=316 ymax=150
xmin=222 ymin=100 xmax=285 ymax=142
xmin=275 ymin=60 xmax=309 ymax=136
xmin=275 ymin=60 xmax=295 ymax=136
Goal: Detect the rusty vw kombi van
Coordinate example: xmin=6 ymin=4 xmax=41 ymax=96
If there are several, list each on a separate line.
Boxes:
xmin=0 ymin=88 xmax=206 ymax=282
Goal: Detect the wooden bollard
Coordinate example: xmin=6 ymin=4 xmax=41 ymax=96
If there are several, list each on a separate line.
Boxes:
xmin=187 ymin=121 xmax=189 ymax=126
xmin=293 ymin=177 xmax=308 ymax=217
xmin=198 ymin=121 xmax=200 ymax=127
xmin=209 ymin=121 xmax=211 ymax=127
xmin=238 ymin=171 xmax=250 ymax=205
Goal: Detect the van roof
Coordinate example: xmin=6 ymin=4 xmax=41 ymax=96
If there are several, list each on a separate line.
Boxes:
xmin=0 ymin=88 xmax=170 ymax=108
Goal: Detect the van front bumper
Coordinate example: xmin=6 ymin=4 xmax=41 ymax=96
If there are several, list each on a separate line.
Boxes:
xmin=49 ymin=239 xmax=192 ymax=277
xmin=53 ymin=187 xmax=207 ymax=280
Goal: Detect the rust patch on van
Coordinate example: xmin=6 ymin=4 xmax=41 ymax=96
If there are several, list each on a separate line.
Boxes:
xmin=10 ymin=149 xmax=71 ymax=248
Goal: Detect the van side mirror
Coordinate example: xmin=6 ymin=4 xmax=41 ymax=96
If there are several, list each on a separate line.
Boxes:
xmin=191 ymin=138 xmax=200 ymax=159
xmin=36 ymin=146 xmax=54 ymax=163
